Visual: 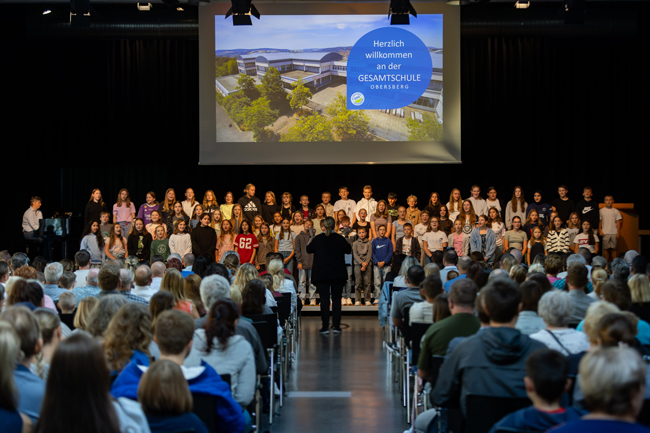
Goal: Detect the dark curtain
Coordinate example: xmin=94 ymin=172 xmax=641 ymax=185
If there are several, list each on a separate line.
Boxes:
xmin=2 ymin=5 xmax=649 ymax=255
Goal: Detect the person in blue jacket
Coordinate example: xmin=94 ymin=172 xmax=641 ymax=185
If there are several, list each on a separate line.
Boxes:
xmin=371 ymin=224 xmax=394 ymax=306
xmin=470 ymin=215 xmax=496 ymax=265
xmin=111 ymin=310 xmax=246 ymax=433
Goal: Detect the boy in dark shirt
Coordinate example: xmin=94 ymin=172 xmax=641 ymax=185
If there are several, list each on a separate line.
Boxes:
xmin=387 ymin=192 xmax=399 ymax=219
xmin=551 ymin=185 xmax=575 ymax=225
xmin=574 ymin=186 xmax=599 ymax=231
xmin=489 ymin=348 xmax=584 ymax=433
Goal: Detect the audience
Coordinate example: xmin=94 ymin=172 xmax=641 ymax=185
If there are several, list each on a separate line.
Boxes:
xmin=149 ymin=291 xmax=175 ymax=332
xmin=132 ymin=265 xmax=156 ymax=302
xmin=57 ymin=290 xmax=76 ymax=329
xmin=444 ymin=256 xmax=471 ymax=292
xmin=408 ymin=275 xmax=444 ymax=325
xmin=42 ymin=263 xmax=65 ymax=303
xmin=73 ymin=296 xmax=98 ymax=332
xmin=184 ymin=274 xmax=206 ymax=317
xmin=432 ymin=278 xmax=546 ymax=415
xmin=390 ymin=265 xmax=426 ymax=329
xmin=32 ymin=309 xmax=64 ymax=381
xmin=185 ymin=299 xmax=256 ymax=407
xmin=150 ymin=262 xmax=166 ymax=292
xmin=241 ymin=279 xmax=272 ymax=315
xmin=85 ymin=295 xmax=128 ymax=339
xmin=489 ymin=348 xmax=584 ymax=433
xmin=530 ymin=291 xmax=590 ymax=355
xmin=629 ymin=274 xmax=650 ymax=323
xmin=565 ymin=263 xmax=597 ymax=326
xmin=103 ymin=303 xmax=152 ymax=375
xmin=160 ymin=268 xmax=199 ymax=319
xmin=438 ymin=250 xmax=459 ymax=283
xmin=0 ymin=321 xmax=33 ymax=433
xmin=72 ymin=268 xmax=101 ymax=304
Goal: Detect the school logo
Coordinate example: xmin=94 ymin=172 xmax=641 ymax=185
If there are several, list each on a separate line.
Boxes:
xmin=351 ymin=92 xmax=365 ymax=106
xmin=156 ymin=245 xmax=167 ymax=254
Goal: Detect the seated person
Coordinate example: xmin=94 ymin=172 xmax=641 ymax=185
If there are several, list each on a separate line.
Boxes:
xmin=418 ymin=279 xmax=480 ymax=381
xmin=432 ymin=278 xmax=547 ymax=415
xmin=57 ymin=290 xmax=76 ymax=330
xmin=138 ymin=360 xmax=209 ymax=433
xmin=111 ymin=310 xmax=245 ymax=433
xmin=530 ymin=291 xmax=590 ymax=355
xmin=390 ymin=265 xmax=426 ymax=329
xmin=551 ymin=346 xmax=649 ymax=433
xmin=409 ymin=274 xmax=445 ymax=325
xmin=489 ymin=348 xmax=584 ymax=433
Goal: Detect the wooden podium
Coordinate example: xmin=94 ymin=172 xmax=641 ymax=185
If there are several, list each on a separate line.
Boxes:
xmin=599 ymin=203 xmax=638 ymax=254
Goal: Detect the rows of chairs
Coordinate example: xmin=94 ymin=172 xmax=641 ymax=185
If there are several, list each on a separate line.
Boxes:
xmin=191 ymin=292 xmax=300 ymax=433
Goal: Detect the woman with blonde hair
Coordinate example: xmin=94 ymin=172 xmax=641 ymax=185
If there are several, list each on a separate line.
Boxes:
xmin=74 ymin=296 xmax=99 ymax=331
xmin=589 ymin=268 xmax=608 ymax=300
xmin=33 ymin=309 xmax=63 ymax=381
xmin=160 ymin=268 xmax=199 ymax=318
xmin=231 ymin=263 xmax=260 ymax=293
xmin=0 ymin=321 xmax=32 ymax=433
xmin=628 ymin=273 xmax=650 ymax=323
xmin=160 ymin=188 xmax=176 ymax=220
xmin=267 ymin=259 xmax=297 ymax=313
xmin=102 ymin=303 xmax=152 ymax=375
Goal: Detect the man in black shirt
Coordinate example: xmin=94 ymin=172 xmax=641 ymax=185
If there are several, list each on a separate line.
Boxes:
xmin=551 ymin=185 xmax=575 ymax=224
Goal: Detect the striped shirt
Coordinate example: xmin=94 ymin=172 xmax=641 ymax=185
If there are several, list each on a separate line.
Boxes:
xmin=546 ymin=229 xmax=571 ymax=253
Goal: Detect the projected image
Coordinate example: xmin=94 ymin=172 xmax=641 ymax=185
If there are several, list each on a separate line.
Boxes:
xmin=215 ymin=15 xmax=443 ymax=143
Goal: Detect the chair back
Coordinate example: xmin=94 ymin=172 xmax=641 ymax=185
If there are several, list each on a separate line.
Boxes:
xmin=192 ymin=392 xmax=218 ymax=432
xmin=244 ymin=313 xmax=277 ymax=350
xmin=409 ymin=323 xmax=431 ymax=364
xmin=637 ymin=399 xmax=650 ymax=426
xmin=429 ymin=355 xmax=446 ymax=387
xmin=219 ymin=373 xmax=231 ymax=386
xmin=464 ymin=395 xmax=532 ymax=433
xmin=277 ymin=293 xmax=291 ymax=326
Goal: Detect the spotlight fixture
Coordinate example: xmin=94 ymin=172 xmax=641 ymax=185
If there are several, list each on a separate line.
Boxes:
xmin=515 ymin=1 xmax=530 ymax=8
xmin=226 ymin=0 xmax=260 ymax=26
xmin=136 ymin=3 xmax=152 ymax=11
xmin=70 ymin=0 xmax=90 ymax=28
xmin=43 ymin=9 xmax=52 ymax=15
xmin=388 ymin=0 xmax=417 ymax=25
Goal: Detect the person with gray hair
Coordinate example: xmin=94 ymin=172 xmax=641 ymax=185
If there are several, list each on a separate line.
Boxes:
xmin=610 ymin=258 xmax=631 ymax=282
xmin=556 ymin=254 xmax=586 ymax=279
xmin=551 ymin=347 xmax=647 ymax=433
xmin=9 ymin=252 xmax=29 ymax=273
xmin=530 ymin=291 xmax=590 ymax=355
xmin=71 ymin=268 xmax=101 ymax=304
xmin=444 ymin=255 xmax=471 ymax=292
xmin=118 ymin=268 xmax=148 ymax=305
xmin=85 ymin=295 xmax=128 ymax=338
xmin=624 ymin=250 xmax=639 ymax=267
xmin=131 ymin=265 xmax=155 ymax=301
xmin=592 ymin=255 xmax=607 ymax=270
xmin=150 ymin=261 xmax=166 ymax=292
xmin=182 ymin=253 xmax=195 ymax=270
xmin=196 ymin=274 xmax=268 ymax=374
xmin=42 ymin=262 xmax=67 ymax=302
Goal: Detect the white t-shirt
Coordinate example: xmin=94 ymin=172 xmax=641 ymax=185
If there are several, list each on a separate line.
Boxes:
xmin=333 ymin=199 xmax=357 ymax=221
xmin=422 ymin=231 xmax=447 ymax=252
xmin=599 ymin=207 xmax=622 ymax=234
xmin=74 ymin=269 xmax=90 ymax=288
xmin=490 ymin=222 xmax=506 ymax=247
xmin=486 ymin=199 xmax=502 ymax=214
xmin=355 ymin=198 xmax=377 ymax=220
xmin=573 ymin=233 xmax=599 ymax=253
xmin=414 ymin=223 xmax=428 ymax=246
xmin=467 ymin=197 xmax=487 ymax=218
xmin=275 ymin=231 xmax=296 ymax=252
xmin=446 ymin=202 xmax=462 ymax=222
xmin=401 ymin=237 xmax=413 ymax=256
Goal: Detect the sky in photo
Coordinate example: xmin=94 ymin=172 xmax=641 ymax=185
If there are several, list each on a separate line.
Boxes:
xmin=216 ymin=14 xmax=442 ymax=51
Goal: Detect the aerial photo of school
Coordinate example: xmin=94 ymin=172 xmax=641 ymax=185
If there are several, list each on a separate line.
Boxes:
xmin=215 ymin=15 xmax=443 ymax=143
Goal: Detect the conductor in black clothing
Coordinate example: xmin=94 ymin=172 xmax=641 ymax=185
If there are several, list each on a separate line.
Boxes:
xmin=306 ymin=217 xmax=352 ymax=334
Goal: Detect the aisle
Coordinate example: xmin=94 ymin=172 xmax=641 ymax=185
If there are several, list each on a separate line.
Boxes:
xmin=270 ymin=316 xmax=407 ymax=433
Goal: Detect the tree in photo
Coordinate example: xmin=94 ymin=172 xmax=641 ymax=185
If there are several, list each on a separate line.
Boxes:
xmin=325 ymin=92 xmax=371 ymax=141
xmin=215 ymin=57 xmax=238 ymax=77
xmin=242 ymin=97 xmax=278 ymax=141
xmin=287 ymin=78 xmax=312 ymax=114
xmin=406 ymin=114 xmax=443 ymax=142
xmin=236 ymin=74 xmax=259 ymax=100
xmin=259 ymin=67 xmax=287 ymax=111
xmin=281 ymin=114 xmax=334 ymax=142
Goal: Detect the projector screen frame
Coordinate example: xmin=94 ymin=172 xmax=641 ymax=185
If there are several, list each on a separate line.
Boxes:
xmin=200 ymin=2 xmax=461 ymax=165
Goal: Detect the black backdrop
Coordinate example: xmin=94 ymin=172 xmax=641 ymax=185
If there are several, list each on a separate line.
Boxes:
xmin=2 ymin=2 xmax=649 ymax=256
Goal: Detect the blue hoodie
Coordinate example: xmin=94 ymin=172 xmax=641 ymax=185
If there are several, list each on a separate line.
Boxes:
xmin=489 ymin=406 xmax=585 ymax=433
xmin=372 ymin=236 xmax=393 ymax=265
xmin=527 ymin=201 xmax=552 ymax=227
xmin=111 ymin=359 xmax=245 ymax=433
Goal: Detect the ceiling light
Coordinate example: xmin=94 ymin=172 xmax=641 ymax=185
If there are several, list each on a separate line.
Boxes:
xmin=43 ymin=9 xmax=52 ymax=15
xmin=136 ymin=3 xmax=152 ymax=11
xmin=515 ymin=1 xmax=530 ymax=8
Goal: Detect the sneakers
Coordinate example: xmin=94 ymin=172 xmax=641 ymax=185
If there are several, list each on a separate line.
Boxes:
xmin=372 ymin=299 xmax=379 ymax=305
xmin=365 ymin=301 xmax=372 ymax=306
xmin=310 ymin=299 xmax=316 ymax=306
xmin=345 ymin=298 xmax=352 ymax=305
xmin=301 ymin=299 xmax=307 ymax=306
xmin=319 ymin=327 xmax=329 ymax=334
xmin=355 ymin=301 xmax=361 ymax=306
xmin=332 ymin=327 xmax=342 ymax=334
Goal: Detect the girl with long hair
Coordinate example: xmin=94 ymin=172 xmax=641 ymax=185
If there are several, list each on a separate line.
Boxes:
xmin=279 ymin=192 xmax=295 ymax=221
xmin=262 ymin=191 xmax=280 ymax=225
xmin=234 ymin=221 xmax=258 ymax=265
xmin=85 ymin=188 xmax=109 ymax=229
xmin=203 ymin=190 xmax=219 ymax=216
xmin=102 ymin=303 xmax=152 ymax=375
xmin=458 ymin=200 xmax=477 ymax=236
xmin=423 ymin=217 xmax=448 ymax=263
xmin=503 ymin=216 xmax=529 ymax=258
xmin=290 ymin=211 xmax=304 ymax=237
xmin=127 ymin=218 xmax=152 ymax=264
xmin=150 ymin=226 xmax=171 ymax=263
xmin=424 ymin=192 xmax=441 ymax=218
xmin=505 ymin=186 xmax=527 ymax=230
xmin=190 ymin=213 xmax=217 ymax=260
xmin=566 ymin=212 xmax=582 ymax=251
xmin=311 ymin=204 xmax=327 ymax=236
xmin=190 ymin=204 xmax=204 ymax=230
xmin=216 ymin=219 xmax=235 ymax=262
xmin=185 ymin=274 xmax=206 ymax=317
xmin=438 ymin=205 xmax=453 ymax=235
xmin=467 ymin=185 xmax=487 ymax=218
xmin=146 ymin=210 xmax=167 ymax=239
xmin=74 ymin=297 xmax=99 ymax=331
xmin=104 ymin=223 xmax=128 ymax=260
xmin=256 ymin=222 xmax=274 ymax=272
xmin=149 ymin=291 xmax=175 ymax=333
xmin=169 ymin=220 xmax=192 ymax=258
xmin=231 ymin=263 xmax=260 ymax=294
xmin=230 ymin=204 xmax=243 ymax=236
xmin=485 ymin=186 xmax=503 ymax=219
xmin=527 ymin=226 xmax=547 ymax=265
xmin=270 ymin=212 xmax=283 ymax=238
xmin=487 ymin=207 xmax=506 ymax=262
xmin=37 ymin=333 xmax=149 ymax=433
xmin=167 ymin=202 xmax=190 ymax=236
xmin=446 ymin=188 xmax=462 ymax=222
xmin=210 ymin=209 xmax=223 ymax=237
xmin=0 ymin=321 xmax=31 ymax=433
xmin=268 ymin=259 xmax=298 ymax=313
xmin=448 ymin=219 xmax=469 ymax=257
xmin=182 ymin=188 xmax=198 ymax=218
xmin=161 ymin=268 xmax=199 ymax=319
xmin=113 ymin=188 xmax=136 ymax=236
xmin=252 ymin=215 xmax=263 ymax=237
xmin=370 ymin=199 xmax=393 ymax=240
xmin=523 ymin=209 xmax=544 ymax=239
xmin=573 ymin=220 xmax=599 ymax=254
xmin=137 ymin=191 xmax=159 ymax=226
xmin=546 ymin=215 xmax=571 ymax=255
xmin=219 ymin=191 xmax=234 ymax=221
xmin=275 ymin=218 xmax=296 ymax=274
xmin=160 ymin=188 xmax=176 ymax=220
xmin=81 ymin=220 xmax=106 ymax=266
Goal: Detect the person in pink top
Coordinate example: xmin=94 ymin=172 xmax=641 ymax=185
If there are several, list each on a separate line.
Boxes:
xmin=234 ymin=221 xmax=259 ymax=264
xmin=113 ymin=188 xmax=136 ymax=236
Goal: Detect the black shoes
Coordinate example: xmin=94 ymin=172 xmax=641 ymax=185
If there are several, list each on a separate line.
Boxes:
xmin=319 ymin=327 xmax=329 ymax=334
xmin=332 ymin=327 xmax=342 ymax=334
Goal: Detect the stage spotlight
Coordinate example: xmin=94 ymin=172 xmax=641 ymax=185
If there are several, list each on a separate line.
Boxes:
xmin=43 ymin=9 xmax=52 ymax=15
xmin=388 ymin=0 xmax=417 ymax=25
xmin=70 ymin=0 xmax=90 ymax=27
xmin=226 ymin=0 xmax=260 ymax=26
xmin=136 ymin=3 xmax=152 ymax=11
xmin=515 ymin=1 xmax=530 ymax=9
